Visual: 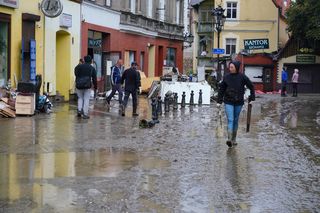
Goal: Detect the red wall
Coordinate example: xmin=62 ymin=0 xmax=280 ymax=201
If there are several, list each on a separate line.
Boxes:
xmin=236 ymin=54 xmax=277 ymax=92
xmin=81 ymin=22 xmax=183 ymax=77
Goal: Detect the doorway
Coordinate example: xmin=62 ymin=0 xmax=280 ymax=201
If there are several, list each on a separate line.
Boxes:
xmin=148 ymin=45 xmax=155 ymax=77
xmin=56 ymin=30 xmax=71 ymax=101
xmin=157 ymin=46 xmax=163 ymax=76
xmin=263 ymin=67 xmax=273 ymax=92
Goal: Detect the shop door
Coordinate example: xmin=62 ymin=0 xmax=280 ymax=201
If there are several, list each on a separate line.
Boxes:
xmin=0 ymin=18 xmax=9 ymax=87
xmin=263 ymin=67 xmax=273 ymax=92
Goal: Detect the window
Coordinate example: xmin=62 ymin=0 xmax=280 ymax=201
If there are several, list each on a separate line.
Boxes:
xmin=226 ymin=2 xmax=237 ymax=19
xmin=166 ymin=48 xmax=176 ymax=66
xmin=147 ymin=0 xmax=152 ymax=17
xmin=226 ymin=38 xmax=236 ymax=55
xmin=105 ymin=0 xmax=111 ymax=7
xmin=176 ymin=0 xmax=180 ymax=24
xmin=199 ymin=10 xmax=211 ymax=22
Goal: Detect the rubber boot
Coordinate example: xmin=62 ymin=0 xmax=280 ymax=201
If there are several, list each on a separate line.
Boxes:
xmin=232 ymin=131 xmax=238 ymax=146
xmin=226 ymin=131 xmax=233 ymax=148
xmin=132 ymin=105 xmax=139 ymax=117
xmin=121 ymin=105 xmax=125 ymax=116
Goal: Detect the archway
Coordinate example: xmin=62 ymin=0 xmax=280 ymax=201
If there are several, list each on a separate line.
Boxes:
xmin=56 ymin=30 xmax=71 ymax=101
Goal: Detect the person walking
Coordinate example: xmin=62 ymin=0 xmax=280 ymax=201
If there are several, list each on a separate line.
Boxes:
xmin=74 ymin=55 xmax=97 ymax=119
xmin=106 ymin=59 xmax=124 ymax=109
xmin=217 ymin=61 xmax=255 ymax=148
xmin=121 ymin=61 xmax=140 ymax=117
xmin=281 ymin=67 xmax=288 ymax=97
xmin=292 ymin=68 xmax=299 ymax=97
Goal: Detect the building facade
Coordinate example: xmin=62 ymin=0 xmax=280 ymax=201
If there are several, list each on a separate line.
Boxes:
xmin=0 ymin=0 xmax=43 ymax=88
xmin=191 ymin=0 xmax=289 ymax=92
xmin=43 ymin=0 xmax=81 ymax=101
xmin=81 ymin=0 xmax=185 ymax=92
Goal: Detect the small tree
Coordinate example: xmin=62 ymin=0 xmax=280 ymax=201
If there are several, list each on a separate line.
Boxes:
xmin=286 ymin=0 xmax=320 ymax=41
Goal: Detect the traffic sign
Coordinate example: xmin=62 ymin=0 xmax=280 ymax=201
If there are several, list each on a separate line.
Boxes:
xmin=212 ymin=48 xmax=225 ymax=54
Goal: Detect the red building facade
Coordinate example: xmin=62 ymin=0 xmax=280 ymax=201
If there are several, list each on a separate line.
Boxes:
xmin=81 ymin=22 xmax=184 ymax=92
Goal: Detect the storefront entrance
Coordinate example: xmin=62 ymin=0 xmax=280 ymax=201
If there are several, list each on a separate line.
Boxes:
xmin=56 ymin=30 xmax=71 ymax=101
xmin=0 ymin=13 xmax=10 ymax=87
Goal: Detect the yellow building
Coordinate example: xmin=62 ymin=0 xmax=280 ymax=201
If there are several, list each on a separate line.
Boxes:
xmin=43 ymin=0 xmax=81 ymax=101
xmin=0 ymin=0 xmax=44 ymax=89
xmin=191 ymin=0 xmax=289 ymax=92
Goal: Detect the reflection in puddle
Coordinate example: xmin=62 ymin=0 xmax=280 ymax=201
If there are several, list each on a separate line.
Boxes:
xmin=0 ymin=148 xmax=170 ymax=203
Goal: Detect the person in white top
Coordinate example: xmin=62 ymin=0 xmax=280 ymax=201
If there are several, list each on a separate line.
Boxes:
xmin=292 ymin=68 xmax=299 ymax=97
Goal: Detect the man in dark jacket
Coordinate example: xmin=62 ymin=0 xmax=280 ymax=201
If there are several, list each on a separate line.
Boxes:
xmin=106 ymin=59 xmax=123 ymax=109
xmin=74 ymin=55 xmax=97 ymax=119
xmin=217 ymin=60 xmax=255 ymax=147
xmin=121 ymin=61 xmax=140 ymax=116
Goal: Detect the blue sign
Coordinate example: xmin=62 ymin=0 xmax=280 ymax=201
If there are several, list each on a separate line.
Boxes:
xmin=30 ymin=40 xmax=36 ymax=82
xmin=212 ymin=48 xmax=225 ymax=54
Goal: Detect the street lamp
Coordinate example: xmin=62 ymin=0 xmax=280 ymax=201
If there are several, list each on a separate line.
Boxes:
xmin=183 ymin=33 xmax=194 ymax=49
xmin=212 ymin=5 xmax=226 ymax=81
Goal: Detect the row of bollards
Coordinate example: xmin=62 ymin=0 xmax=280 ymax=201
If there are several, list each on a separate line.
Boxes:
xmin=151 ymin=90 xmax=203 ymax=122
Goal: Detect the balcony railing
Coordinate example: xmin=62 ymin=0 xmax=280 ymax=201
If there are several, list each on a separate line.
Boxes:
xmin=120 ymin=11 xmax=184 ymax=40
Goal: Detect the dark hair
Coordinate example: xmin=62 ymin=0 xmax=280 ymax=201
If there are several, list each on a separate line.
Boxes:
xmin=79 ymin=58 xmax=84 ymax=63
xmin=84 ymin=55 xmax=92 ymax=63
xmin=229 ymin=60 xmax=241 ymax=73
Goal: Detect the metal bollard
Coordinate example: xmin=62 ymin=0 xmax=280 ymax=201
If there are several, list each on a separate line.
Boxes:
xmin=173 ymin=93 xmax=178 ymax=111
xmin=198 ymin=89 xmax=203 ymax=106
xmin=164 ymin=93 xmax=170 ymax=113
xmin=151 ymin=98 xmax=159 ymax=123
xmin=181 ymin=92 xmax=186 ymax=108
xmin=157 ymin=96 xmax=162 ymax=115
xmin=190 ymin=90 xmax=194 ymax=106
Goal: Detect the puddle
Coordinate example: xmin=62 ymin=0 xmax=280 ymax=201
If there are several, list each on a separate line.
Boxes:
xmin=0 ymin=148 xmax=170 ymax=198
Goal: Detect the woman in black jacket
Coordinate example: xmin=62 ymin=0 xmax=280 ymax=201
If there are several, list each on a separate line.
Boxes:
xmin=217 ymin=61 xmax=255 ymax=148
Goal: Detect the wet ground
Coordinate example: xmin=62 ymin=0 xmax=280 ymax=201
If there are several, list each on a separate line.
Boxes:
xmin=0 ymin=94 xmax=319 ymax=212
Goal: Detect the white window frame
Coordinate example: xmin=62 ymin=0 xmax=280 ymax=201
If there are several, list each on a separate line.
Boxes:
xmin=225 ymin=38 xmax=237 ymax=55
xmin=226 ymin=2 xmax=238 ymax=19
xmin=147 ymin=0 xmax=152 ymax=18
xmin=105 ymin=0 xmax=111 ymax=7
xmin=176 ymin=0 xmax=181 ymax=24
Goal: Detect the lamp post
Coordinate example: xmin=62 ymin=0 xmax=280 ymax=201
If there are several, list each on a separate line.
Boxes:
xmin=212 ymin=5 xmax=226 ymax=81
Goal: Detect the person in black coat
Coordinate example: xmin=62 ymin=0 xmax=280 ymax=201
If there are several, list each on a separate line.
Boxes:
xmin=217 ymin=60 xmax=255 ymax=147
xmin=74 ymin=55 xmax=97 ymax=119
xmin=121 ymin=61 xmax=140 ymax=116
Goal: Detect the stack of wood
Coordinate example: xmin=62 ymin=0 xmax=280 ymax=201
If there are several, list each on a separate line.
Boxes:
xmin=0 ymin=98 xmax=16 ymax=118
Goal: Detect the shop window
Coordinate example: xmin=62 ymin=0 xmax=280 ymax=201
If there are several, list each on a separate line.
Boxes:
xmin=166 ymin=48 xmax=176 ymax=67
xmin=0 ymin=20 xmax=9 ymax=87
xmin=226 ymin=2 xmax=237 ymax=19
xmin=245 ymin=66 xmax=263 ymax=83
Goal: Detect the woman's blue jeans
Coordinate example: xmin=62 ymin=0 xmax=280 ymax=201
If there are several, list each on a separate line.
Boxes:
xmin=225 ymin=104 xmax=243 ymax=132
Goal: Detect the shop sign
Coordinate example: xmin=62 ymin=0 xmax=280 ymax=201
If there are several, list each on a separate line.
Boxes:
xmin=0 ymin=0 xmax=19 ymax=8
xmin=296 ymin=54 xmax=316 ymax=64
xmin=40 ymin=0 xmax=63 ymax=18
xmin=60 ymin=13 xmax=72 ymax=28
xmin=244 ymin=38 xmax=269 ymax=50
xmin=88 ymin=39 xmax=102 ymax=48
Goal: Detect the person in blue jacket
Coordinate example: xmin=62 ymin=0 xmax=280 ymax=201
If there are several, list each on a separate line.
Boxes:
xmin=281 ymin=66 xmax=288 ymax=97
xmin=106 ymin=59 xmax=123 ymax=107
xmin=217 ymin=61 xmax=255 ymax=148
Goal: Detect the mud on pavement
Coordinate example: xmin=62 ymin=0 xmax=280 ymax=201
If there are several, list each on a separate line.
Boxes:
xmin=0 ymin=95 xmax=319 ymax=212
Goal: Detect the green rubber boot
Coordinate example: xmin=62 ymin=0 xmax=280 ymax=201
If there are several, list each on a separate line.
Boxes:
xmin=232 ymin=131 xmax=238 ymax=146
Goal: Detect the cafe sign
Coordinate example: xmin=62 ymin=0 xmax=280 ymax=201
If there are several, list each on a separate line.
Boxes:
xmin=0 ymin=0 xmax=19 ymax=8
xmin=244 ymin=38 xmax=269 ymax=50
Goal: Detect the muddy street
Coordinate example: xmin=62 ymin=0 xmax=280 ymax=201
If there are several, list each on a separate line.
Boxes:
xmin=0 ymin=95 xmax=319 ymax=212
